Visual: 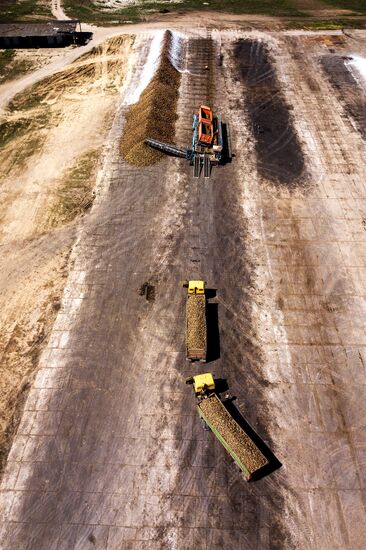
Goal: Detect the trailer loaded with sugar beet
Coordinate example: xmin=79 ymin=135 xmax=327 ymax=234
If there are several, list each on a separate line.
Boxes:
xmin=186 ymin=373 xmax=268 ymax=480
xmin=182 ymin=279 xmax=207 ymax=362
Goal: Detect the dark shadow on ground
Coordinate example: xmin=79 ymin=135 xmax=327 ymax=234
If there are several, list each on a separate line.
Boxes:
xmin=220 ymin=122 xmax=232 ymax=165
xmin=212 ymin=377 xmax=229 ymax=394
xmin=205 ymin=288 xmax=217 ymax=300
xmin=0 ymin=32 xmax=93 ymax=49
xmin=206 ymin=288 xmax=220 ymax=362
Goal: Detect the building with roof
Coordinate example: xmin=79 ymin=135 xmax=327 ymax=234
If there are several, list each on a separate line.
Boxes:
xmin=0 ymin=20 xmax=92 ymax=48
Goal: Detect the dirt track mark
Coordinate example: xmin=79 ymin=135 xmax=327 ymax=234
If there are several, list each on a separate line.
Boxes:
xmin=166 ymin=33 xmax=291 ymax=548
xmin=234 ymin=39 xmax=306 ymax=187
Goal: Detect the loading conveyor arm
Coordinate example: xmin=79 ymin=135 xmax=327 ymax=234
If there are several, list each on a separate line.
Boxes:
xmin=145 ymin=138 xmax=187 ymax=159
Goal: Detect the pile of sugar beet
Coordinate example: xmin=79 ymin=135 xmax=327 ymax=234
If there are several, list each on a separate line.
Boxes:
xmin=120 ymin=31 xmax=181 ymax=167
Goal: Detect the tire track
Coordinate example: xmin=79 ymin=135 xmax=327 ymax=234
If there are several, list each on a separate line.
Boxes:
xmin=165 ymin=31 xmax=290 ymax=549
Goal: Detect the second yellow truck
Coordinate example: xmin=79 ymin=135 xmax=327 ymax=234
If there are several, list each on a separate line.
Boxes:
xmin=186 ymin=373 xmax=268 ymax=480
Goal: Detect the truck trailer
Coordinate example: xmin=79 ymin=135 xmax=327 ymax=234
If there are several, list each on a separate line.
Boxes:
xmin=182 ymin=280 xmax=207 ymax=362
xmin=187 ymin=373 xmax=268 ymax=480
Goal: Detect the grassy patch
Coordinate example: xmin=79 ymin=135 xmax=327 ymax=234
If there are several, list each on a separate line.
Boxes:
xmin=0 ymin=49 xmax=15 ymax=72
xmin=0 ymin=58 xmax=34 ymax=83
xmin=16 ymin=135 xmax=45 ymax=169
xmin=320 ymin=1 xmax=366 ymax=15
xmin=2 ymin=38 xmax=128 ymax=179
xmin=0 ymin=121 xmax=47 ymax=179
xmin=47 ymin=150 xmax=99 ymax=227
xmin=286 ymin=17 xmax=366 ymax=29
xmin=0 ymin=119 xmax=32 ymax=148
xmin=63 ymin=0 xmax=305 ymax=25
xmin=152 ymin=0 xmax=304 ymax=15
xmin=0 ymin=0 xmax=52 ymax=23
xmin=0 ymin=50 xmax=35 ymax=85
xmin=8 ymin=81 xmax=49 ymax=112
xmin=1 ymin=80 xmax=54 ymax=178
xmin=63 ymin=0 xmax=141 ymax=24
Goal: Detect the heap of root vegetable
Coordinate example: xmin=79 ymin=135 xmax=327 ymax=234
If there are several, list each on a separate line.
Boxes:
xmin=120 ymin=31 xmax=181 ymax=167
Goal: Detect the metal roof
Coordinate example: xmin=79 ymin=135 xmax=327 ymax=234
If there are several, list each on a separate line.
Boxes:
xmin=0 ymin=20 xmax=79 ymax=37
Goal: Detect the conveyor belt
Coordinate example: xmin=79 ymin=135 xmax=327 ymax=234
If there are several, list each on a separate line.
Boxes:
xmin=145 ymin=138 xmax=187 ymax=158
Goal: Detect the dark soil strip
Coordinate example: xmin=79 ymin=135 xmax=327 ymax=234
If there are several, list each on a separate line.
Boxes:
xmin=234 ymin=39 xmax=306 ymax=187
xmin=321 ymin=55 xmax=366 ymax=140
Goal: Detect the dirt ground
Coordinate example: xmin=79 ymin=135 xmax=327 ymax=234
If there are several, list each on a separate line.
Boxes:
xmin=0 ymin=16 xmax=366 ymax=550
xmin=0 ymin=34 xmax=132 ymax=469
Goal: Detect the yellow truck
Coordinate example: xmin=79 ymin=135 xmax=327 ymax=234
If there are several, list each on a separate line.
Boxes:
xmin=182 ymin=280 xmax=207 ymax=362
xmin=186 ymin=373 xmax=268 ymax=481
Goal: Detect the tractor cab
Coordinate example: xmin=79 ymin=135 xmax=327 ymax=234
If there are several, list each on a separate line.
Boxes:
xmin=187 ymin=280 xmax=205 ymax=295
xmin=199 ymin=106 xmax=213 ymax=123
xmin=198 ymin=105 xmax=214 ymax=146
xmin=186 ymin=373 xmax=215 ymax=395
xmin=181 ymin=280 xmax=206 ymax=294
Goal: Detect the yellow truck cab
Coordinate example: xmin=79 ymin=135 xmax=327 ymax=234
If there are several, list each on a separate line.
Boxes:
xmin=192 ymin=373 xmax=215 ymax=394
xmin=187 ymin=280 xmax=205 ymax=294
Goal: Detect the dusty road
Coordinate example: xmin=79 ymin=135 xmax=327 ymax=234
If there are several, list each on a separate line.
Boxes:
xmin=1 ymin=25 xmax=366 ymax=549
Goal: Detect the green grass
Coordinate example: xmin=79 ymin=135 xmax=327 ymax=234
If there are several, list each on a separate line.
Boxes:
xmin=151 ymin=0 xmax=304 ymax=15
xmin=0 ymin=50 xmax=34 ymax=85
xmin=0 ymin=125 xmax=45 ymax=180
xmin=0 ymin=114 xmax=50 ymax=178
xmin=62 ymin=0 xmax=141 ymax=24
xmin=320 ymin=1 xmax=366 ymax=15
xmin=14 ymin=135 xmax=44 ymax=169
xmin=286 ymin=17 xmax=366 ymax=29
xmin=0 ymin=0 xmax=52 ymax=23
xmin=0 ymin=0 xmax=365 ymax=27
xmin=0 ymin=49 xmax=15 ymax=72
xmin=1 ymin=79 xmax=54 ymax=179
xmin=62 ymin=0 xmax=366 ymax=26
xmin=0 ymin=58 xmax=34 ymax=82
xmin=63 ymin=0 xmax=305 ymax=25
xmin=8 ymin=78 xmax=50 ymax=112
xmin=0 ymin=77 xmax=50 ymax=149
xmin=0 ymin=119 xmax=32 ymax=148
